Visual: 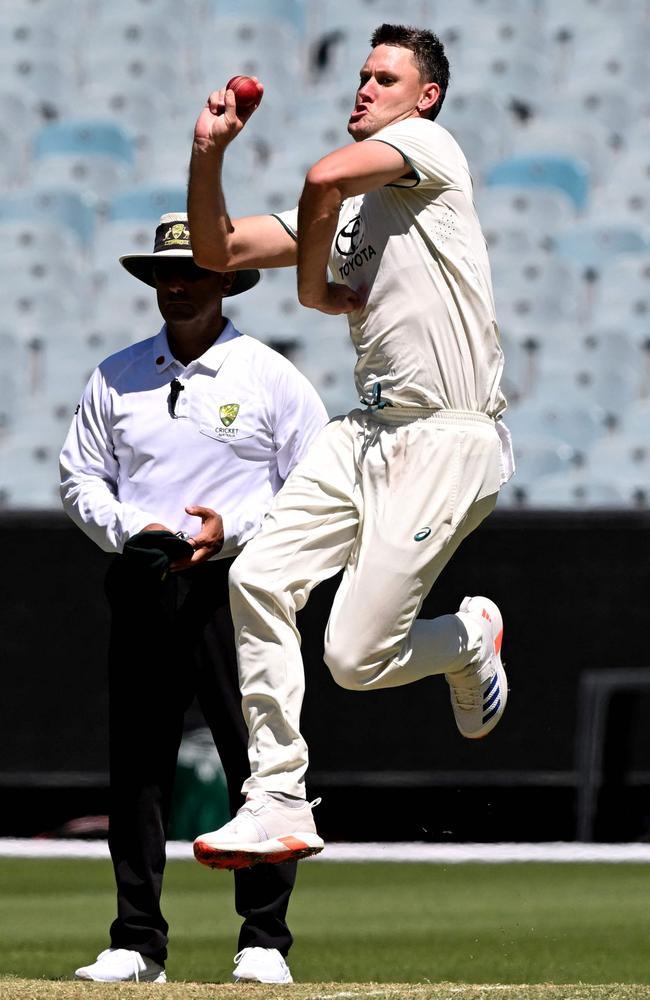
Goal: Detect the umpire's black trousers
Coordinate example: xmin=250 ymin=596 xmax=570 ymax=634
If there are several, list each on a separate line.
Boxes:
xmin=105 ymin=554 xmax=297 ymax=967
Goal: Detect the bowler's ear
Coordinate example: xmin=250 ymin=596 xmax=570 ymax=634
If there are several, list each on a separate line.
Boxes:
xmin=418 ymin=81 xmax=441 ymax=114
xmin=221 ymin=272 xmax=236 ymax=295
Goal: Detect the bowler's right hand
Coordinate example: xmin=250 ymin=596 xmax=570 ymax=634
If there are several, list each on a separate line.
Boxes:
xmin=194 ymin=82 xmax=263 ymax=149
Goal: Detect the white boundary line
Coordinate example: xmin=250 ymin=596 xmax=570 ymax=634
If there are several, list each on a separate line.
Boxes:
xmin=2 ymin=839 xmax=650 ymax=863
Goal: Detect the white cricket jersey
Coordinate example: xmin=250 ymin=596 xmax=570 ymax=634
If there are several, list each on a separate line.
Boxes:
xmin=60 ymin=320 xmax=328 ymax=556
xmin=274 ymin=117 xmax=506 ymax=415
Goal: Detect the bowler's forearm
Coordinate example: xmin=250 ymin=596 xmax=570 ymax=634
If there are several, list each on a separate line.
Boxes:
xmin=297 ymin=177 xmax=342 ymax=307
xmin=188 ymin=142 xmax=235 ymax=271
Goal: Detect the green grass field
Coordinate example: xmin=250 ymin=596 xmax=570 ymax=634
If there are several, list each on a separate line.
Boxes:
xmin=1 ymin=858 xmax=650 ymax=997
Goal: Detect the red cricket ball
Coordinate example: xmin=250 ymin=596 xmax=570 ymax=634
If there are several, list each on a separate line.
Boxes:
xmin=226 ymin=75 xmax=263 ymax=112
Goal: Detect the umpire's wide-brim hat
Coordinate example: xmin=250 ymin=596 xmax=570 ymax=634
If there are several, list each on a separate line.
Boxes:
xmin=119 ymin=212 xmax=260 ymax=297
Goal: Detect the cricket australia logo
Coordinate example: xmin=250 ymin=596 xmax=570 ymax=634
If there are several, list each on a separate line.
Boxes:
xmin=219 ymin=403 xmax=240 ymax=427
xmin=335 ymin=214 xmax=376 ymax=279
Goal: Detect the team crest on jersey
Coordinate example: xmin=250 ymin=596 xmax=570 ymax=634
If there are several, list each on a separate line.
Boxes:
xmin=219 ymin=403 xmax=240 ymax=427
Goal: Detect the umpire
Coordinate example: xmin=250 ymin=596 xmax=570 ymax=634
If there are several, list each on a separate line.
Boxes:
xmin=59 ymin=213 xmax=328 ymax=984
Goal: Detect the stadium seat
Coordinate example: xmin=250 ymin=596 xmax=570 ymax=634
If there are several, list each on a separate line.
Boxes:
xmin=553 ymin=224 xmax=650 ymax=272
xmin=0 ymin=190 xmax=96 ymax=248
xmin=135 ymin=130 xmax=194 ymax=186
xmin=197 ymin=16 xmax=301 ymax=94
xmin=497 ymin=429 xmax=579 ymax=509
xmin=455 ymin=49 xmax=547 ymax=107
xmin=587 ymin=435 xmax=650 ymax=485
xmin=4 ymin=285 xmax=84 ymax=329
xmin=0 ymin=247 xmax=87 ymax=310
xmin=512 ymin=433 xmax=577 ymax=479
xmin=0 ymin=439 xmax=62 ymax=509
xmin=0 ymin=53 xmax=77 ymax=118
xmin=485 ymin=154 xmax=591 ymax=212
xmin=478 ymin=187 xmax=576 ymax=254
xmin=589 ymin=186 xmax=650 ymax=225
xmin=511 ymin=117 xmax=621 ymax=185
xmin=32 ymin=120 xmax=136 ymax=202
xmin=80 ymin=84 xmax=161 ymax=139
xmin=33 ymin=118 xmax=135 ymax=167
xmin=0 ymin=18 xmax=71 ymax=53
xmin=107 ymin=186 xmax=186 ymax=222
xmin=579 ymin=327 xmax=647 ymax=371
xmin=562 ymin=84 xmax=636 ymax=135
xmin=91 ymin=272 xmax=160 ymax=332
xmin=491 ymin=252 xmax=579 ymax=323
xmin=82 ymin=17 xmax=177 ymax=55
xmin=526 ymin=470 xmax=634 ymax=509
xmin=506 ymin=400 xmax=606 ymax=451
xmin=531 ymin=364 xmax=641 ymax=423
xmin=0 ymin=0 xmax=90 ymax=45
xmin=0 ymin=220 xmax=86 ymax=270
xmin=446 ymin=121 xmax=506 ymax=176
xmin=82 ymin=51 xmax=186 ymax=117
xmin=436 ymin=11 xmax=539 ymax=57
xmin=593 ymin=254 xmax=650 ymax=328
xmin=91 ymin=0 xmax=186 ymax=24
xmin=92 ymin=218 xmax=153 ymax=284
xmin=206 ymin=0 xmax=305 ymax=32
xmin=312 ymin=0 xmax=428 ymax=39
xmin=561 ymin=29 xmax=647 ymax=92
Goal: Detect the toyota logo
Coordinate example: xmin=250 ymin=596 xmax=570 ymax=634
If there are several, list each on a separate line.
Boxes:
xmin=335 ymin=215 xmax=365 ymax=256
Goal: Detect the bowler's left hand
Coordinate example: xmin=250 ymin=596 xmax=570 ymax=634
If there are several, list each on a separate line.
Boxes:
xmin=171 ymin=505 xmax=224 ymax=570
xmin=301 ymin=281 xmax=365 ymax=315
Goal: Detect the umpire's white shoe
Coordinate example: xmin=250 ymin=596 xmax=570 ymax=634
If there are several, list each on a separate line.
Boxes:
xmin=74 ymin=948 xmax=166 ymax=982
xmin=194 ymin=792 xmax=324 ymax=870
xmin=446 ymin=595 xmax=507 ymax=739
xmin=232 ymin=946 xmax=293 ymax=983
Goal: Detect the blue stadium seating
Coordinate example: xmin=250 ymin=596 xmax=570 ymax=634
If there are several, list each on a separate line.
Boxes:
xmin=485 ymin=154 xmax=591 ymax=211
xmin=554 ymin=224 xmax=650 ymax=270
xmin=0 ymin=190 xmax=95 ymax=247
xmin=107 ymin=187 xmax=187 ymax=222
xmin=34 ymin=120 xmax=135 ymax=166
xmin=1 ymin=0 xmax=650 ymax=510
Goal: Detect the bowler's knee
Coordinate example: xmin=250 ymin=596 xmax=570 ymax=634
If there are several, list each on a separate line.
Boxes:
xmin=323 ymin=641 xmax=368 ymax=691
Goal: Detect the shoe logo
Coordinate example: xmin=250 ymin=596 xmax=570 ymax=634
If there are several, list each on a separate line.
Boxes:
xmin=414 ymin=527 xmax=431 ymax=542
xmin=482 ymin=673 xmax=501 ymax=725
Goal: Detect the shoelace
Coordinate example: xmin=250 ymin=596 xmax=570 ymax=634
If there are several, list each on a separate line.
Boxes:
xmin=450 ymin=683 xmax=483 ymax=711
xmin=226 ymin=794 xmax=322 ymax=838
xmin=241 ymin=794 xmax=322 ymax=813
xmin=233 ymin=948 xmax=289 ymax=972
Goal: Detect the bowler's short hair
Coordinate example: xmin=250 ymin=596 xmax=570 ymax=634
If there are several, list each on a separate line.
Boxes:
xmin=371 ymin=23 xmax=450 ymax=120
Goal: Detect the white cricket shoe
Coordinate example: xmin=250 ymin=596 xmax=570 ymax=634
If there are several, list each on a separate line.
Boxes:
xmin=193 ymin=792 xmax=324 ymax=870
xmin=232 ymin=946 xmax=293 ymax=983
xmin=74 ymin=948 xmax=166 ymax=983
xmin=446 ymin=595 xmax=507 ymax=739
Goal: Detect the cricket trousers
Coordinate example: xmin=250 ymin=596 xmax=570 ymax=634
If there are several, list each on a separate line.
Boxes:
xmin=230 ymin=407 xmax=504 ymax=799
xmin=105 ymin=556 xmax=297 ymax=966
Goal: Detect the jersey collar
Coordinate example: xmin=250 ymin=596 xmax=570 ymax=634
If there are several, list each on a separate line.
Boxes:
xmin=151 ymin=320 xmax=243 ymax=374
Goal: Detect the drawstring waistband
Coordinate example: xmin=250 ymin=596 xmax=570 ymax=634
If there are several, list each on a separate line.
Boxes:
xmin=361 ymin=383 xmax=495 ymax=426
xmin=369 ymin=406 xmax=495 ymax=427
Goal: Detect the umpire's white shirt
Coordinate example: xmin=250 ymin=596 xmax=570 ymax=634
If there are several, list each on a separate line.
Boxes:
xmin=60 ymin=320 xmax=328 ymax=556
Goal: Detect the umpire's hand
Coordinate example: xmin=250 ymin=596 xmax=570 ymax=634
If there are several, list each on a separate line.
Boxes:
xmin=171 ymin=505 xmax=224 ymax=571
